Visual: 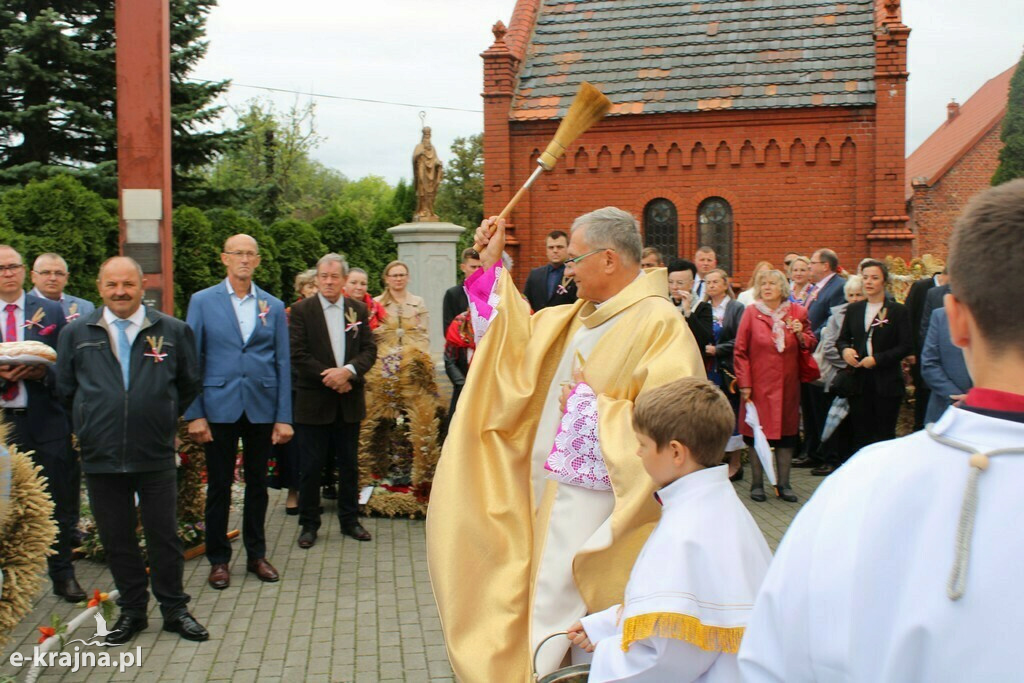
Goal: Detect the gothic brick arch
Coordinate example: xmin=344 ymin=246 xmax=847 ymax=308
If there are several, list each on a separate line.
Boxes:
xmin=681 ymin=187 xmax=743 ymax=271
xmin=632 ymin=188 xmax=690 ymax=257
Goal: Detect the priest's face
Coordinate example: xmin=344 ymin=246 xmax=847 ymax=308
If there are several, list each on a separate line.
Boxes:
xmin=565 ymin=229 xmax=614 ymax=302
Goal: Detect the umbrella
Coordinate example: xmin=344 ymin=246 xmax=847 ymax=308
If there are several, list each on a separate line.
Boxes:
xmin=820 ymin=397 xmax=850 ymax=444
xmin=743 ymin=402 xmax=777 ymax=486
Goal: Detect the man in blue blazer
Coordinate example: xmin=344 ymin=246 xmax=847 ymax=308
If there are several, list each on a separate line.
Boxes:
xmin=29 ymin=252 xmax=96 ymax=323
xmin=921 ymin=307 xmax=972 ymax=425
xmin=185 ymin=234 xmax=292 ymax=590
xmin=796 ymin=248 xmax=847 ymax=467
xmin=0 ymin=245 xmax=84 ymax=602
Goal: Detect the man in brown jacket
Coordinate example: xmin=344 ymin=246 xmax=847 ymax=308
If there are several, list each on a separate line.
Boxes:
xmin=290 ymin=253 xmax=377 ymax=548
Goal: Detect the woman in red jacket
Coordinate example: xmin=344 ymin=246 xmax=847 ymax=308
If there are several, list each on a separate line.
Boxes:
xmin=734 ymin=269 xmax=817 ymax=503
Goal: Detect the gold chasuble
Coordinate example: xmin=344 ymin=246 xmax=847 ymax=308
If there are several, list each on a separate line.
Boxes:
xmin=426 ymin=267 xmax=703 ymax=682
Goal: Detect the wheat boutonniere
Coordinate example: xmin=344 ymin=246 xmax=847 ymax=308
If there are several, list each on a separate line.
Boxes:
xmin=144 ymin=335 xmax=167 ymax=363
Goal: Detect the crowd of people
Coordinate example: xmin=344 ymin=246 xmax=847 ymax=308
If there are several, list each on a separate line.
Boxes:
xmin=0 ymin=238 xmax=440 ymax=645
xmin=429 ymin=180 xmax=1024 ymax=682
xmin=1 ymin=180 xmax=1017 ymax=681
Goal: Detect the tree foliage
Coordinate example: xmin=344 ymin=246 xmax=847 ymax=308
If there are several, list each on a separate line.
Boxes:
xmin=270 ymin=218 xmax=325 ymax=301
xmin=992 ymin=54 xmax=1024 ymax=186
xmin=0 ymin=174 xmax=117 ymax=301
xmin=204 ymin=99 xmax=345 ymax=221
xmin=0 ymin=0 xmax=239 ymax=200
xmin=435 ymin=133 xmax=483 ymax=230
xmin=172 ymin=205 xmax=220 ymax=315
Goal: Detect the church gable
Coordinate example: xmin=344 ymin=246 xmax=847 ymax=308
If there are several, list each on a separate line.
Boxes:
xmin=512 ymin=0 xmax=878 ymax=120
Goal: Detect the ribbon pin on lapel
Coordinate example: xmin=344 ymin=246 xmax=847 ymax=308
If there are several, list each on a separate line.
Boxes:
xmin=22 ymin=307 xmax=45 ymax=330
xmin=144 ymin=335 xmax=167 ymax=363
xmin=344 ymin=308 xmax=361 ymax=336
xmin=258 ymin=300 xmax=270 ymax=326
xmin=65 ymin=302 xmax=80 ymax=322
xmin=556 ymin=274 xmax=572 ymax=296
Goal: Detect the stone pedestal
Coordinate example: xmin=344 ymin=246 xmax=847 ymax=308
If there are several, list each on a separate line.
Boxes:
xmin=387 ymin=222 xmax=467 ymax=357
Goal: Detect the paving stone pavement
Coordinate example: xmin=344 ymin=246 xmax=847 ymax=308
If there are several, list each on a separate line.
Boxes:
xmin=0 ymin=462 xmax=821 ymax=681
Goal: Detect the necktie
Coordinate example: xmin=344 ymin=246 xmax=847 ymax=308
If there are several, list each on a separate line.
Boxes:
xmin=113 ymin=319 xmax=132 ymax=389
xmin=2 ymin=304 xmax=18 ymax=400
xmin=696 ymin=280 xmax=704 ymax=298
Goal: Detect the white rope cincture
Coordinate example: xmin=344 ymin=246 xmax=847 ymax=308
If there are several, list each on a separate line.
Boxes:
xmin=925 ymin=426 xmax=1024 ymax=601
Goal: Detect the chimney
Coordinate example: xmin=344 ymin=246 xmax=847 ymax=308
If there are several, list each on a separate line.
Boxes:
xmin=947 ymin=99 xmax=960 ymax=122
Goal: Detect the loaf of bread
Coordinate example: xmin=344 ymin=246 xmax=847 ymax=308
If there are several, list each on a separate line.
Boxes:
xmin=0 ymin=340 xmax=57 ymax=363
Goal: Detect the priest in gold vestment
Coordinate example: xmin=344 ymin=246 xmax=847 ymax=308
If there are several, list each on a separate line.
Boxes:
xmin=426 ymin=207 xmax=705 ymax=681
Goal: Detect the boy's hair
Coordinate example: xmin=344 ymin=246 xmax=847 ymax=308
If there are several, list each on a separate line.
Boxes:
xmin=633 ymin=377 xmax=734 ymax=467
xmin=948 ymin=178 xmax=1024 ymax=354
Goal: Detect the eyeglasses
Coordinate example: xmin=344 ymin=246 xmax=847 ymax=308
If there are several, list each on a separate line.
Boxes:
xmin=564 ymin=248 xmax=614 ymax=267
xmin=0 ymin=264 xmax=24 ymax=274
xmin=33 ymin=269 xmax=67 ymax=277
xmin=224 ymin=250 xmax=259 ymax=259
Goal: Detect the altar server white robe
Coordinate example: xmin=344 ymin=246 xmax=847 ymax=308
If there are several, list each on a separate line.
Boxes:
xmin=739 ymin=406 xmax=1024 ymax=682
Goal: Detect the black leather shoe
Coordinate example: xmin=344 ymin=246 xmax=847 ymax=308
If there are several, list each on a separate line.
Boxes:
xmin=105 ymin=614 xmax=148 ymax=645
xmin=749 ymin=487 xmax=767 ymax=503
xmin=777 ymin=486 xmax=798 ymax=503
xmin=811 ymin=463 xmax=837 ymax=477
xmin=298 ymin=528 xmax=317 ymax=549
xmin=163 ymin=612 xmax=209 ymax=642
xmin=342 ymin=523 xmax=372 ymax=541
xmin=792 ymin=456 xmax=816 ymax=468
xmin=321 ymin=485 xmax=337 ymax=500
xmin=53 ymin=576 xmax=87 ymax=603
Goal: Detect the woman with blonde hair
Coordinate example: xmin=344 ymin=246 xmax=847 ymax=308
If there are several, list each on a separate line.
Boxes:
xmin=737 ymin=260 xmax=774 ymax=306
xmin=787 ymin=256 xmax=813 ymax=305
xmin=734 ymin=269 xmax=816 ymax=502
xmin=374 ymin=260 xmax=429 ymax=348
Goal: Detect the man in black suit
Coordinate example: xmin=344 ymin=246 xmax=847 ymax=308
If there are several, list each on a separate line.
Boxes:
xmin=290 ymin=253 xmax=378 ymax=548
xmin=441 ymin=248 xmax=480 ymax=335
xmin=904 ymin=271 xmax=948 ymax=431
xmin=523 ymin=230 xmax=577 ymax=311
xmin=796 ymin=248 xmax=846 ymax=467
xmin=0 ymin=245 xmax=84 ymax=602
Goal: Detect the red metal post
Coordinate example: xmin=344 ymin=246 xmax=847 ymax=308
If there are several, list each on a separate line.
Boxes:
xmin=115 ymin=0 xmax=174 ymax=313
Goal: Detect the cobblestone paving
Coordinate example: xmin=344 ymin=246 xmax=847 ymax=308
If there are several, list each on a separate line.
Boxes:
xmin=0 ymin=464 xmax=820 ymax=681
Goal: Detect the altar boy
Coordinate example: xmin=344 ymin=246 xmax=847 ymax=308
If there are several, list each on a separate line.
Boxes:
xmin=567 ymin=377 xmax=771 ymax=681
xmin=739 ymin=179 xmax=1024 ymax=681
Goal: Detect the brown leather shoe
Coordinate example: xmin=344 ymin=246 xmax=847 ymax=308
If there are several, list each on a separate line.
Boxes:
xmin=341 ymin=522 xmax=372 ymax=542
xmin=246 ymin=558 xmax=280 ymax=582
xmin=208 ymin=563 xmax=230 ymax=590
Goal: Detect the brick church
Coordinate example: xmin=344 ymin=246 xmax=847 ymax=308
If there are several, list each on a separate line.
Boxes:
xmin=481 ymin=0 xmax=912 ymax=283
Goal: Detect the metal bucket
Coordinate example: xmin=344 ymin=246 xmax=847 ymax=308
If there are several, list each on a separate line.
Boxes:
xmin=533 ymin=632 xmax=590 ymax=683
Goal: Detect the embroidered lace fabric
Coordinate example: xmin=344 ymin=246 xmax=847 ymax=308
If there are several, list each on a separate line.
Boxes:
xmin=545 ymin=383 xmax=612 ymax=491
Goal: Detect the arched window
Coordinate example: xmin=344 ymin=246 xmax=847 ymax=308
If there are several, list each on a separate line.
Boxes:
xmin=697 ymin=197 xmax=733 ymax=274
xmin=643 ymin=198 xmax=678 ymax=258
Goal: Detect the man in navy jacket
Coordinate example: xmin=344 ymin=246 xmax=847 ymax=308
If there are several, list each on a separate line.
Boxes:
xmin=0 ymin=245 xmax=83 ymax=602
xmin=185 ymin=234 xmax=292 ymax=590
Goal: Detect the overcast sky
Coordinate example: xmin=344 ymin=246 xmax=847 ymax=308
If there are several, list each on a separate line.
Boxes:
xmin=194 ymin=0 xmax=1023 ymax=185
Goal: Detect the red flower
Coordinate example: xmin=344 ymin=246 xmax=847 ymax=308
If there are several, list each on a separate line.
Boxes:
xmin=37 ymin=626 xmax=55 ymax=643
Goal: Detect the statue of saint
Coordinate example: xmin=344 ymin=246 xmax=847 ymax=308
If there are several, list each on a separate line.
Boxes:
xmin=412 ymin=126 xmax=443 ymax=222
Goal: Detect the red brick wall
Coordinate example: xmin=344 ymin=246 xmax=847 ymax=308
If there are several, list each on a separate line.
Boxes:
xmin=488 ymin=107 xmax=885 ymax=286
xmin=910 ymin=123 xmax=1004 ymax=259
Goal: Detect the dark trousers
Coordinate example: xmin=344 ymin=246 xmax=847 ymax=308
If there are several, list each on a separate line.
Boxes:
xmin=800 ymin=383 xmax=828 ymax=462
xmin=85 ymin=470 xmax=188 ymax=618
xmin=5 ymin=411 xmax=79 ymax=581
xmin=205 ymin=416 xmax=273 ymax=564
xmin=849 ymin=374 xmax=903 ymax=453
xmin=297 ymin=421 xmax=360 ymax=530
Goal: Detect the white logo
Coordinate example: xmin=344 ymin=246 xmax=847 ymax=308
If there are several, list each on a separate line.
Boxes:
xmin=7 ymin=614 xmax=144 ymax=674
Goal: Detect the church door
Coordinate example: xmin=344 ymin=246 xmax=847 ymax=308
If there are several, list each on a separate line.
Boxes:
xmin=697 ymin=197 xmax=733 ymax=274
xmin=643 ymin=198 xmax=678 ymax=258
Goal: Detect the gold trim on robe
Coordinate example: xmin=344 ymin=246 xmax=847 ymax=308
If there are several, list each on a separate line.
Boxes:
xmin=426 ymin=267 xmax=704 ymax=682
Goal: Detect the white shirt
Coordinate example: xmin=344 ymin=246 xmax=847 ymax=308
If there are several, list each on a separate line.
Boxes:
xmin=103 ymin=305 xmax=147 ymax=360
xmin=318 ymin=293 xmax=358 ymax=376
xmin=225 ymin=279 xmax=257 ymax=343
xmin=865 ymin=300 xmax=884 ymax=356
xmin=0 ymin=293 xmax=27 ymax=409
xmin=739 ymin=406 xmax=1024 ymax=682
